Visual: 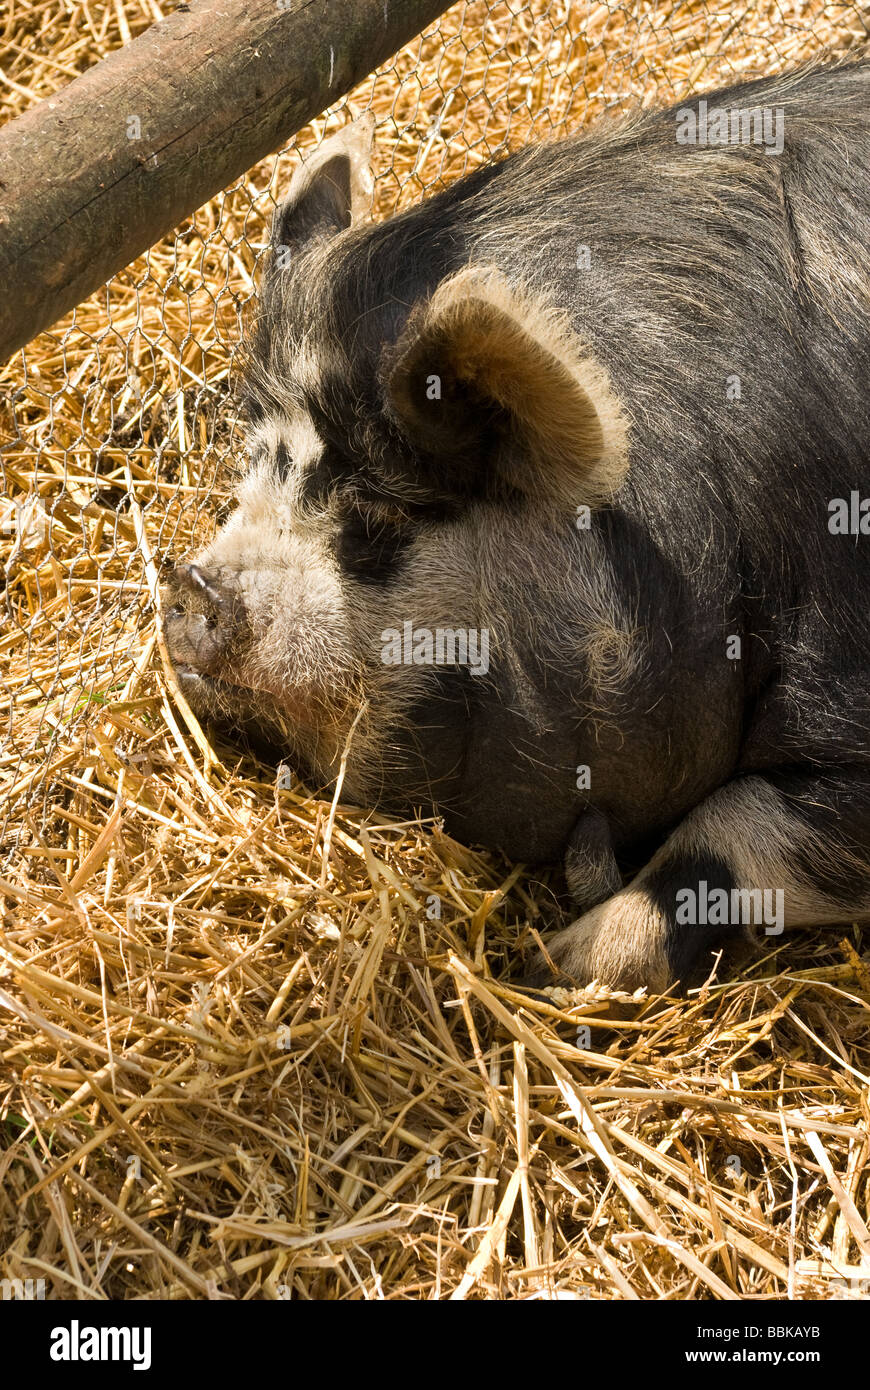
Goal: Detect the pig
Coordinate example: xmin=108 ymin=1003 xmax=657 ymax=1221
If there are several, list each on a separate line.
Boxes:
xmin=163 ymin=62 xmax=870 ymax=993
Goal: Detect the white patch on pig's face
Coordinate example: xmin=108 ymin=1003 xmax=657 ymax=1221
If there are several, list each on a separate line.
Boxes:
xmin=197 ymin=412 xmax=357 ymax=711
xmin=285 ymin=343 xmax=331 ymax=399
xmin=242 ymin=412 xmax=322 ymax=515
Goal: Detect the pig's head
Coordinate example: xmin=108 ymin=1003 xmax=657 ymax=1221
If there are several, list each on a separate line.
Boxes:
xmin=162 ymin=116 xmax=630 ymax=831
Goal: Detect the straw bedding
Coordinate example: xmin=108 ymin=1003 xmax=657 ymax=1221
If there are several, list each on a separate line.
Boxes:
xmin=2 ymin=0 xmax=870 ymax=1300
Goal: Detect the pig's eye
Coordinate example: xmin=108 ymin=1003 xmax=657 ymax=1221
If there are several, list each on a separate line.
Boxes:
xmin=336 ymin=501 xmax=414 ymax=582
xmin=350 ymin=499 xmax=409 ymax=529
xmin=274 ymin=442 xmax=293 ymax=479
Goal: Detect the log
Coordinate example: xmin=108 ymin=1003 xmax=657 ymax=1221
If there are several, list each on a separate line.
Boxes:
xmin=0 ymin=0 xmax=454 ymax=364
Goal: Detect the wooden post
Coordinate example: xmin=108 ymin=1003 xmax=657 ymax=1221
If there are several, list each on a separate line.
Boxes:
xmin=0 ymin=0 xmax=455 ymax=364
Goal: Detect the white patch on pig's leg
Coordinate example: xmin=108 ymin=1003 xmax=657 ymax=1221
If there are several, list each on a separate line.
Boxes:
xmin=533 ymin=773 xmax=870 ymax=992
xmin=537 ymin=888 xmax=672 ymax=993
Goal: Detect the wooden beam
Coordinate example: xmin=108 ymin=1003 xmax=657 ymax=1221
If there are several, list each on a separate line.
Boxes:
xmin=0 ymin=0 xmax=454 ymax=364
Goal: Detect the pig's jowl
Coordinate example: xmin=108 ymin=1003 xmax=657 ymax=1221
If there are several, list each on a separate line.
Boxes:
xmin=163 ymin=63 xmax=870 ymax=991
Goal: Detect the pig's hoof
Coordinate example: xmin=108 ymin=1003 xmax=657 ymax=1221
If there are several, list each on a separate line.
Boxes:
xmin=524 ymin=890 xmax=672 ymax=994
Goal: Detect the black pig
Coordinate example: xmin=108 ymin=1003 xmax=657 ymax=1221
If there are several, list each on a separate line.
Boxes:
xmin=164 ymin=64 xmax=870 ymax=991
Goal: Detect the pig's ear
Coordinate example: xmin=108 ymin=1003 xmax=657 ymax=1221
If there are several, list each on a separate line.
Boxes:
xmin=272 ymin=113 xmax=375 ymax=255
xmin=384 ymin=267 xmax=629 ymax=508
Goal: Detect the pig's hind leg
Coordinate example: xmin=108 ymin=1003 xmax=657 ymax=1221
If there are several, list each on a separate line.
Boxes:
xmin=528 ymin=771 xmax=870 ymax=992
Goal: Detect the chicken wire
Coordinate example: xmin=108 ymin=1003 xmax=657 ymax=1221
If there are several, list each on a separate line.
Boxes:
xmin=2 ymin=0 xmax=870 ymax=852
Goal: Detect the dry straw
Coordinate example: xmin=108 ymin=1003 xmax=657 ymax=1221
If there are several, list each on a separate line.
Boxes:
xmin=2 ymin=0 xmax=870 ymax=1300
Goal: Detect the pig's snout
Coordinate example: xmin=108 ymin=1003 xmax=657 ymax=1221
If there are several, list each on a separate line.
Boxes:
xmin=162 ymin=563 xmax=246 ymax=686
xmin=180 ymin=563 xmax=237 ymax=616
